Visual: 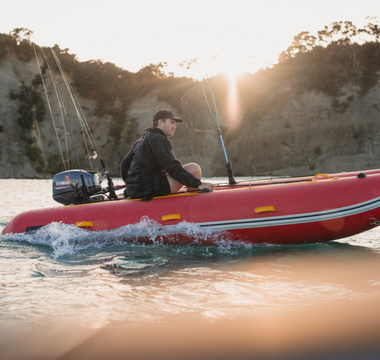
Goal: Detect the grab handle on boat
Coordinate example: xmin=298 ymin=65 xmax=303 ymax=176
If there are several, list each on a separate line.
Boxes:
xmin=369 ymin=218 xmax=380 ymax=226
xmin=311 ymin=173 xmax=330 ymax=181
xmin=162 ymin=214 xmax=181 ymax=221
xmin=75 ymin=221 xmax=93 ymax=228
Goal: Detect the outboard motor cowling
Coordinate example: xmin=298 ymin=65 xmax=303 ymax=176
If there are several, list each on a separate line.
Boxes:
xmin=52 ymin=170 xmax=102 ymax=205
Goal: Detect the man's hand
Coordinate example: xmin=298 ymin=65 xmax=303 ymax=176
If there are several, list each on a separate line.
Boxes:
xmin=198 ymin=182 xmax=215 ymax=191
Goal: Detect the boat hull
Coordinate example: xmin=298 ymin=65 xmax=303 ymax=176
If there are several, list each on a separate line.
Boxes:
xmin=3 ymin=171 xmax=380 ymax=245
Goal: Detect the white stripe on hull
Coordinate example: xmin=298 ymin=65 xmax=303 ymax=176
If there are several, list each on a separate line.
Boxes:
xmin=193 ymin=196 xmax=380 ymax=231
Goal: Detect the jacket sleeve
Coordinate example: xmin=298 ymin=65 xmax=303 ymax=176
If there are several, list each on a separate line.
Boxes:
xmin=153 ymin=137 xmax=202 ymax=188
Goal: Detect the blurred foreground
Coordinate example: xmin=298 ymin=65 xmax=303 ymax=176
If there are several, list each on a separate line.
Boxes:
xmin=1 ymin=298 xmax=380 ymax=360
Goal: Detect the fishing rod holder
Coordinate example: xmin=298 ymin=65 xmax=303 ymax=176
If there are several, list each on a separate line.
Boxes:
xmin=226 ymin=161 xmax=237 ymax=185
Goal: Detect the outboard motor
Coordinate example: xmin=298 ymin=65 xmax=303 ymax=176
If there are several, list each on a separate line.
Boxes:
xmin=53 ymin=170 xmax=102 ymax=205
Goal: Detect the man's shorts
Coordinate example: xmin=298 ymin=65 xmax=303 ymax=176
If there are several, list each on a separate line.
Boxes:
xmin=157 ymin=174 xmax=171 ymax=196
xmin=123 ymin=174 xmax=171 ymax=199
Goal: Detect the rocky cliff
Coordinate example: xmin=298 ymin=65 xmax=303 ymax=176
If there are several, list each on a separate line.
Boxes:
xmin=1 ymin=50 xmax=380 ymax=179
xmin=0 ymin=50 xmax=221 ymax=179
xmin=228 ymin=82 xmax=380 ymax=176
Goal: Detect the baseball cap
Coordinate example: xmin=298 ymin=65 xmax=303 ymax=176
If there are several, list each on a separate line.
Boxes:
xmin=152 ymin=109 xmax=183 ymax=122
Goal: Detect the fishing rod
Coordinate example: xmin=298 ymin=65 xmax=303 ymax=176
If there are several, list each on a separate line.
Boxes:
xmin=181 ymin=79 xmax=237 ymax=185
xmin=33 ymin=44 xmax=67 ymax=171
xmin=50 ymin=49 xmax=118 ymax=199
xmin=39 ymin=48 xmax=91 ymax=202
xmin=201 ymin=79 xmax=236 ymax=184
xmin=34 ymin=45 xmax=118 ymax=202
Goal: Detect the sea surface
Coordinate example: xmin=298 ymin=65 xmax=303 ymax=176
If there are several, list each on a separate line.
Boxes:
xmin=1 ymin=178 xmax=380 ymax=339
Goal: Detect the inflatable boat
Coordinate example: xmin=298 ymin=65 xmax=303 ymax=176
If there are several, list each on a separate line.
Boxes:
xmin=9 ymin=51 xmax=378 ymax=245
xmin=3 ymin=169 xmax=380 ymax=245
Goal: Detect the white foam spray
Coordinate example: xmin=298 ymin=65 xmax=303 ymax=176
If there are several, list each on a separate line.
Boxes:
xmin=0 ymin=216 xmax=253 ymax=258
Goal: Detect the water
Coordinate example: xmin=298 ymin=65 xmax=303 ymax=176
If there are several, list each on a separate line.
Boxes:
xmin=1 ymin=179 xmax=380 ymax=358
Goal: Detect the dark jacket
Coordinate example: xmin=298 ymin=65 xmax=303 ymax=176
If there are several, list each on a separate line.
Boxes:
xmin=120 ymin=127 xmax=201 ymax=198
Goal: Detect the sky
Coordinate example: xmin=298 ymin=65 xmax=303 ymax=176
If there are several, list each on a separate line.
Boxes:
xmin=0 ymin=0 xmax=379 ymax=78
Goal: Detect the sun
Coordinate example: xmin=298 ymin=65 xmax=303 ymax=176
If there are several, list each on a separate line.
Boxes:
xmin=213 ymin=51 xmax=256 ymax=79
xmin=174 ymin=50 xmax=258 ymax=81
xmin=172 ymin=50 xmax=256 ymax=127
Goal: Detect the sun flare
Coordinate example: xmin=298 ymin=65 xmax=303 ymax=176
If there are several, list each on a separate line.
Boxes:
xmin=226 ymin=73 xmax=241 ymax=128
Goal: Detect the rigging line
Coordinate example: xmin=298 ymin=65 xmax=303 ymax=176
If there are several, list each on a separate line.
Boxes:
xmin=40 ymin=48 xmax=70 ymax=169
xmin=50 ymin=50 xmax=93 ymax=169
xmin=50 ymin=49 xmax=102 ymax=159
xmin=41 ymin=49 xmax=82 ymax=171
xmin=33 ymin=44 xmax=67 ymax=171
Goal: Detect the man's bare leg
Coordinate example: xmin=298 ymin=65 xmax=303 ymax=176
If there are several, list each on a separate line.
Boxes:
xmin=166 ymin=163 xmax=201 ymax=193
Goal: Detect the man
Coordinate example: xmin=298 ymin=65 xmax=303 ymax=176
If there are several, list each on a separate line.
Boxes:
xmin=120 ymin=109 xmax=215 ymax=199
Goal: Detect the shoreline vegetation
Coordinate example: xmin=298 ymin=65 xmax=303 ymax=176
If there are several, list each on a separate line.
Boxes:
xmin=1 ymin=20 xmax=380 ymax=177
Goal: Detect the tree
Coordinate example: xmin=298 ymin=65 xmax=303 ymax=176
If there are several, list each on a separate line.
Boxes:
xmin=360 ymin=17 xmax=380 ymax=43
xmin=279 ymin=31 xmax=318 ymax=61
xmin=9 ymin=28 xmax=33 ymax=45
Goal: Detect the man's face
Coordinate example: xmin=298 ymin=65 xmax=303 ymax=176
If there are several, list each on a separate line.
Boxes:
xmin=159 ymin=118 xmax=177 ymax=137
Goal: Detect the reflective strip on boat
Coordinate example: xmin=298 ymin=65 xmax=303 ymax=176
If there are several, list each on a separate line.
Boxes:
xmin=194 ymin=196 xmax=380 ymax=231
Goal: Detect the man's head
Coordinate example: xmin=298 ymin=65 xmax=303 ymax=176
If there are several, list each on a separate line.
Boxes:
xmin=152 ymin=109 xmax=183 ymax=137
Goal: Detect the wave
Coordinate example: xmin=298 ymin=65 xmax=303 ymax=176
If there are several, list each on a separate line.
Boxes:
xmin=0 ymin=216 xmax=255 ymax=258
